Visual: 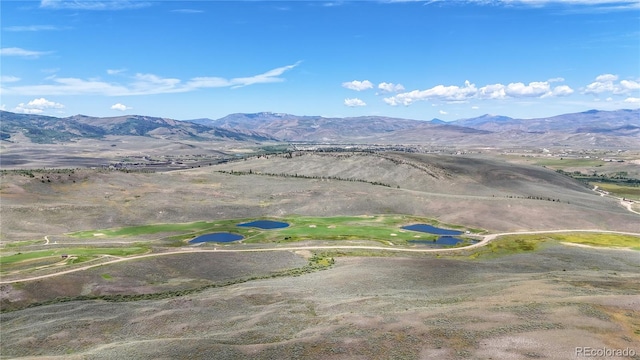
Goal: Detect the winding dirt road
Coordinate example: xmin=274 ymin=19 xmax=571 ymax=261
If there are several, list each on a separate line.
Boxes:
xmin=2 ymin=229 xmax=638 ymax=285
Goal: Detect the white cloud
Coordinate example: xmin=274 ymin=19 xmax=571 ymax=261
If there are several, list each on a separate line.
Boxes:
xmin=14 ymin=97 xmax=64 ymax=114
xmin=0 ymin=47 xmax=51 ymax=58
xmin=547 ymin=77 xmax=565 ymax=83
xmin=27 ymin=98 xmax=65 ymax=109
xmin=40 ymin=0 xmax=150 ymax=10
xmin=14 ymin=106 xmax=44 ymax=114
xmin=342 ymin=80 xmax=374 ymax=91
xmin=107 ymin=68 xmax=126 ymax=75
xmin=620 ymin=79 xmax=640 ymax=91
xmin=3 ymin=62 xmax=301 ymax=96
xmin=595 ymin=73 xmax=618 ymax=82
xmin=4 ymin=25 xmax=60 ymax=32
xmin=111 ymin=103 xmax=131 ymax=111
xmin=0 ymin=104 xmax=6 ymax=111
xmin=471 ymin=106 xmax=479 ymax=109
xmin=505 ymin=81 xmax=550 ymax=97
xmin=378 ymin=82 xmax=405 ymax=93
xmin=584 ymin=74 xmax=640 ymax=95
xmin=384 ymin=79 xmax=575 ymax=106
xmin=439 ymin=110 xmax=448 ymax=115
xmin=624 ymin=97 xmax=640 ymax=105
xmin=344 ymin=98 xmax=366 ymax=107
xmin=549 ymin=85 xmax=574 ymax=97
xmin=478 ymin=83 xmax=507 ymax=99
xmin=0 ymin=75 xmax=21 ymax=83
xmin=384 ymin=80 xmax=478 ymax=106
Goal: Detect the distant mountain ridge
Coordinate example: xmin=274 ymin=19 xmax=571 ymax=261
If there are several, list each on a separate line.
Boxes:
xmin=1 ymin=109 xmax=638 ymax=148
xmin=0 ymin=111 xmax=276 ymax=144
xmin=451 ymin=109 xmax=639 ymax=133
xmin=185 ymin=109 xmax=639 ymax=144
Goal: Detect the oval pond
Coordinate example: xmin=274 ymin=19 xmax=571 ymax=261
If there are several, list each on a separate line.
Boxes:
xmin=189 ymin=232 xmax=244 ymax=244
xmin=402 ymin=224 xmax=463 ymax=236
xmin=237 ymin=220 xmax=289 ymax=229
xmin=410 ymin=236 xmax=463 ymax=246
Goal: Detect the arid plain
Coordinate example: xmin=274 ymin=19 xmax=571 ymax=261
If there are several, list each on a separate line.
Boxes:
xmin=1 ymin=137 xmax=639 ymax=359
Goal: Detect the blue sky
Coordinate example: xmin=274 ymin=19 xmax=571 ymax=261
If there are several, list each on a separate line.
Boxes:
xmin=1 ymin=0 xmax=639 ymax=121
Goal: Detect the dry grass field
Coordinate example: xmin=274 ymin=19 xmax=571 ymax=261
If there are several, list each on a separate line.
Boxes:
xmin=1 ymin=150 xmax=639 ymax=359
xmin=1 ymin=245 xmax=639 ymax=359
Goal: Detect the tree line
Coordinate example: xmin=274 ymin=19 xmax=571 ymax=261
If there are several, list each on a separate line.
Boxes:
xmin=217 ymin=170 xmax=395 ymax=188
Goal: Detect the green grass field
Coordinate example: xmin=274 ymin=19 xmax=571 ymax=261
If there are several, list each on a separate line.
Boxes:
xmin=549 ymin=233 xmax=640 ymax=250
xmin=68 ymin=215 xmax=480 ymax=245
xmin=469 ymin=232 xmax=640 ymax=259
xmin=0 ymin=246 xmax=149 ymax=266
xmin=69 ymin=221 xmax=222 ymax=238
xmin=590 ymin=182 xmax=640 ymax=200
xmin=1 ymin=215 xmax=477 ymax=275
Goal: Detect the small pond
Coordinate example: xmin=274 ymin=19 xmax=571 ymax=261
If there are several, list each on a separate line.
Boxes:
xmin=189 ymin=232 xmax=244 ymax=244
xmin=402 ymin=224 xmax=463 ymax=236
xmin=410 ymin=236 xmax=463 ymax=246
xmin=237 ymin=220 xmax=290 ymax=229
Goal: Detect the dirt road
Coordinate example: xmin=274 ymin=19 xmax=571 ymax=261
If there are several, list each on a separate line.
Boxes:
xmin=2 ymin=229 xmax=638 ymax=285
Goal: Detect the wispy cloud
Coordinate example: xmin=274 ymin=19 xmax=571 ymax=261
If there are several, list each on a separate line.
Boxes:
xmin=229 ymin=61 xmax=301 ymax=89
xmin=0 ymin=47 xmax=52 ymax=58
xmin=40 ymin=0 xmax=151 ymax=10
xmin=0 ymin=75 xmax=21 ymax=83
xmin=4 ymin=25 xmax=62 ymax=32
xmin=412 ymin=0 xmax=640 ymax=12
xmin=107 ymin=68 xmax=127 ymax=75
xmin=170 ymin=9 xmax=203 ymax=14
xmin=3 ymin=62 xmax=302 ymax=96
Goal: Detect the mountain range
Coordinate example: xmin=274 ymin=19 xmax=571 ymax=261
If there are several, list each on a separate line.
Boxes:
xmin=1 ymin=109 xmax=638 ymax=148
xmin=0 ymin=111 xmax=276 ymax=144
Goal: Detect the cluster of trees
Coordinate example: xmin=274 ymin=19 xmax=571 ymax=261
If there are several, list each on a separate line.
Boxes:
xmin=217 ymin=170 xmax=394 ymax=188
xmin=497 ymin=194 xmax=566 ymax=203
xmin=556 ymin=169 xmax=640 ymax=185
xmin=1 ymin=168 xmax=87 ymax=184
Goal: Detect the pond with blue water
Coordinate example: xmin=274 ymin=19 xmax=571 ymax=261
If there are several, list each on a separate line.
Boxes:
xmin=189 ymin=232 xmax=244 ymax=244
xmin=401 ymin=224 xmax=463 ymax=235
xmin=237 ymin=220 xmax=290 ymax=229
xmin=409 ymin=236 xmax=463 ymax=246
